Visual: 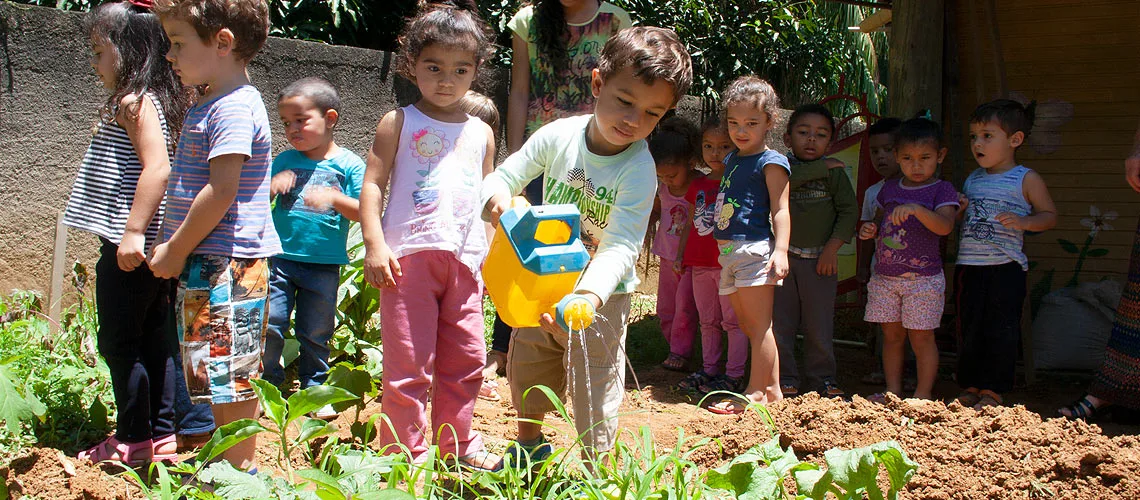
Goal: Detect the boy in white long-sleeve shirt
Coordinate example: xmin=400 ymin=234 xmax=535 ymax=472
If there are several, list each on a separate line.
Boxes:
xmin=482 ymin=27 xmax=692 ymax=460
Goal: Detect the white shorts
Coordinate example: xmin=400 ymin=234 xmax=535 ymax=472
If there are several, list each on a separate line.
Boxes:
xmin=717 ymin=240 xmax=781 ymax=295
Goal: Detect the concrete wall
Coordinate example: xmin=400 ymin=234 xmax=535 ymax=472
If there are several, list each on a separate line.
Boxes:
xmin=0 ymin=2 xmax=715 ymax=296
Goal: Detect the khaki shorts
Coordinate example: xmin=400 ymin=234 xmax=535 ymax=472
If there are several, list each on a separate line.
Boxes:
xmin=717 ymin=239 xmax=781 ymax=295
xmin=507 ymin=293 xmax=631 ymax=452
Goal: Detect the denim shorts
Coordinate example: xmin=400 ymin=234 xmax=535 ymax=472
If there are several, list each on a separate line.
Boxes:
xmin=717 ymin=239 xmax=781 ymax=295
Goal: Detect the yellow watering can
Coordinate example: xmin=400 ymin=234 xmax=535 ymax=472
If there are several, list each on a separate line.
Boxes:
xmin=484 ymin=197 xmax=594 ymax=331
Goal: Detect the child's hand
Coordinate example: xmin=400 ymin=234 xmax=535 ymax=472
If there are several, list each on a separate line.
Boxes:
xmin=856 ymin=265 xmax=870 ymax=284
xmin=957 ymin=193 xmax=969 ymax=218
xmin=859 ymin=222 xmax=878 ymax=240
xmin=995 ymin=212 xmax=1028 ymax=230
xmin=363 ymin=242 xmax=401 ymax=288
xmin=147 ymin=242 xmax=185 ymax=279
xmin=539 ymin=292 xmax=601 ymax=338
xmin=672 ymin=260 xmax=684 ymax=275
xmin=889 ymin=204 xmax=919 ymax=226
xmin=270 ymin=170 xmax=296 ymax=198
xmin=816 ymin=248 xmax=838 ymax=276
xmin=485 ymin=193 xmax=510 ymax=228
xmin=824 ymin=158 xmax=846 ymax=169
xmin=765 ymin=249 xmax=790 ymax=281
xmin=303 ymin=186 xmax=341 ymax=211
xmin=117 ymin=230 xmax=147 ymax=272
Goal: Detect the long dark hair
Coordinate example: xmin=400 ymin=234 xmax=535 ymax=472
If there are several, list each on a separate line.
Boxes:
xmin=86 ymin=1 xmax=191 ymax=144
xmin=532 ymin=0 xmax=572 ymax=73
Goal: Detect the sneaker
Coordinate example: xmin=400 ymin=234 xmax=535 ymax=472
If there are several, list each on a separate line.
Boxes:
xmin=312 ymin=404 xmax=338 ymax=420
xmin=698 ymin=374 xmax=744 ymax=395
xmin=676 ymin=370 xmax=715 ymax=393
xmin=504 ymin=436 xmax=552 ymax=467
xmin=822 ymin=380 xmax=845 ymax=398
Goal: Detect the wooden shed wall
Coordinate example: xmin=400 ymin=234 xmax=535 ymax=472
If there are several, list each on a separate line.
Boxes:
xmin=949 ymin=0 xmax=1140 ymax=287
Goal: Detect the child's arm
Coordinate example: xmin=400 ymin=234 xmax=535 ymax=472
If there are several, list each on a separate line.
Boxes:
xmin=997 ymin=170 xmax=1057 ymax=232
xmin=856 ymin=189 xmax=879 ymax=282
xmin=789 ymin=157 xmax=844 ymax=189
xmin=148 ymin=154 xmax=243 ymax=278
xmin=117 ymin=94 xmax=170 ymax=272
xmin=506 ymin=33 xmax=530 ymax=154
xmin=765 ymin=164 xmax=791 ymax=279
xmin=818 ymin=169 xmax=859 ymax=276
xmin=889 ymin=204 xmax=957 ymax=236
xmin=673 ymin=203 xmax=693 ymax=274
xmin=304 ymin=189 xmax=361 ymax=222
xmin=481 ymin=124 xmax=551 ymax=226
xmin=644 ymin=191 xmax=661 ymax=251
xmin=360 ymin=110 xmax=403 ymax=288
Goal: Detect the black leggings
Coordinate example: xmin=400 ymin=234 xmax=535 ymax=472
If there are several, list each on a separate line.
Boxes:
xmin=955 ymin=262 xmax=1026 ymax=394
xmin=95 ymin=239 xmax=176 ymax=442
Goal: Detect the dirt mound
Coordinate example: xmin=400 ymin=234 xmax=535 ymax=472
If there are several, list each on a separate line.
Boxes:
xmin=3 ymin=447 xmax=138 ymax=499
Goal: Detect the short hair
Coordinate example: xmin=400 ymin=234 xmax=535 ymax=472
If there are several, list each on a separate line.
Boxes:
xmin=459 ymin=90 xmax=500 ymax=133
xmin=396 ymin=2 xmax=493 ymax=81
xmin=597 ymin=27 xmax=693 ymax=104
xmin=648 ymin=116 xmax=699 ymax=166
xmin=970 ymin=99 xmax=1036 ymax=140
xmin=723 ymin=76 xmax=780 ymax=120
xmin=787 ymin=103 xmax=835 ymax=136
xmin=867 ymin=117 xmax=902 ymax=138
xmin=155 ymin=0 xmax=269 ymax=62
xmin=278 ymin=77 xmax=341 ymax=113
xmin=895 ymin=117 xmax=944 ymax=149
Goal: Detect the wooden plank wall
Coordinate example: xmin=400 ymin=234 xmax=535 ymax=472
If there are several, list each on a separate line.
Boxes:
xmin=950 ymin=0 xmax=1140 ymax=287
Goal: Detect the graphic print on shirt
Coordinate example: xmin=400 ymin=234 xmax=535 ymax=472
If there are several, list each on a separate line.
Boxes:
xmin=667 ymin=204 xmax=687 ymax=235
xmin=277 ymin=169 xmax=346 ymax=216
xmin=965 ymin=197 xmax=997 ymax=241
xmin=525 ymin=11 xmax=620 ymax=134
xmin=713 ymin=192 xmax=740 ymax=231
xmin=544 ymin=166 xmax=615 ymax=253
xmin=876 ymin=218 xmax=934 ymax=271
xmin=409 ymin=127 xmax=452 ymax=215
xmin=693 ymin=189 xmax=715 ymax=236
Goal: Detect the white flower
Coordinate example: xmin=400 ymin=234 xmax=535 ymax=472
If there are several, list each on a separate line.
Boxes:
xmin=1081 ymin=205 xmax=1117 ymax=237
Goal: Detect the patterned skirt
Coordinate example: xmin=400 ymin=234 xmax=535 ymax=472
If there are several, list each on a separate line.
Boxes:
xmin=1089 ymin=218 xmax=1140 ymax=409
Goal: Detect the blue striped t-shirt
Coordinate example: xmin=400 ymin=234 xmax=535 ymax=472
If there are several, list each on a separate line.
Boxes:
xmin=164 ymin=85 xmax=281 ymax=258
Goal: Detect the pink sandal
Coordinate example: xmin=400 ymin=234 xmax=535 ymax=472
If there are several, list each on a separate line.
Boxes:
xmin=77 ymin=436 xmax=153 ymax=466
xmin=152 ymin=434 xmax=178 ymax=463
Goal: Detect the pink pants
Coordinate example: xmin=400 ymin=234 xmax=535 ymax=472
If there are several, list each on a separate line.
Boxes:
xmin=657 ymin=258 xmax=697 ymax=358
xmin=379 ymin=250 xmax=485 ymax=460
xmin=692 ymin=266 xmax=748 ymax=378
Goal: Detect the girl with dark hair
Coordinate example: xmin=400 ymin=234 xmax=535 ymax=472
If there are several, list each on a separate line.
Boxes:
xmin=63 ymin=0 xmax=191 ymax=465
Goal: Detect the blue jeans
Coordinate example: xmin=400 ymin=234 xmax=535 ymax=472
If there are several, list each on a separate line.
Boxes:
xmin=263 ymin=257 xmax=340 ymax=388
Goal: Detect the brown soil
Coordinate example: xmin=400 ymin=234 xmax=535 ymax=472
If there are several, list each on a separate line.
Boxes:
xmin=8 ymin=346 xmax=1140 ymax=498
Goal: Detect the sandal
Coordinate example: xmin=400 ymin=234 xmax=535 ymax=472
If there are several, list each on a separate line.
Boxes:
xmin=698 ymin=375 xmax=743 ymax=395
xmin=478 ymin=378 xmax=501 ymax=402
xmin=454 ymin=450 xmax=504 ymax=473
xmin=822 ymin=380 xmax=845 ymax=398
xmin=77 ymin=436 xmax=153 ymax=466
xmin=676 ymin=370 xmax=714 ymax=393
xmin=707 ymin=394 xmax=753 ymax=415
xmin=661 ymin=353 xmax=688 ymax=372
xmin=781 ymin=385 xmax=799 ymax=398
xmin=1059 ymin=395 xmax=1112 ymax=422
xmin=152 ymin=434 xmax=178 ymax=463
xmin=954 ymin=390 xmax=981 ymax=407
xmin=973 ymin=394 xmax=1002 ymax=410
xmin=866 ymin=392 xmax=889 ymax=404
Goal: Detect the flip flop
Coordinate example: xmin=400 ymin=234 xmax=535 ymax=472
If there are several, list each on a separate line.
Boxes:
xmin=1058 ymin=395 xmax=1113 ymax=422
xmin=954 ymin=390 xmax=981 ymax=407
xmin=866 ymin=392 xmax=889 ymax=404
xmin=454 ymin=450 xmax=504 ymax=473
xmin=478 ymin=379 xmax=501 ymax=402
xmin=661 ymin=353 xmax=689 ymax=372
xmin=707 ymin=394 xmax=752 ymax=415
xmin=973 ymin=394 xmax=1002 ymax=410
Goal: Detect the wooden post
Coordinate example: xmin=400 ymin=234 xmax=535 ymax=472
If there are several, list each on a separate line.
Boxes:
xmin=47 ymin=211 xmax=68 ymax=329
xmin=888 ymin=0 xmax=945 ymax=119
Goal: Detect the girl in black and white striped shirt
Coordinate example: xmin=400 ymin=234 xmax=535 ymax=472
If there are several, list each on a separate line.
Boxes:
xmin=63 ymin=0 xmax=192 ymax=466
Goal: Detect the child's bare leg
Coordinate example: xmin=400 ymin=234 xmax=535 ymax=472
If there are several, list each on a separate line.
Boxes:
xmin=880 ymin=322 xmax=907 ymax=396
xmin=730 ymin=286 xmax=781 ymax=403
xmin=907 ymin=329 xmax=938 ymax=399
xmin=517 ymin=414 xmax=543 ymax=442
xmin=212 ymin=399 xmax=259 ymax=470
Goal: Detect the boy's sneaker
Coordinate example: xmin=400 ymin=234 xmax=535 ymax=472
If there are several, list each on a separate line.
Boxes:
xmin=504 ymin=436 xmax=552 ymax=467
xmin=822 ymin=380 xmax=845 ymax=398
xmin=676 ymin=370 xmax=714 ymax=393
xmin=699 ymin=374 xmax=744 ymax=395
xmin=312 ymin=404 xmax=338 ymax=420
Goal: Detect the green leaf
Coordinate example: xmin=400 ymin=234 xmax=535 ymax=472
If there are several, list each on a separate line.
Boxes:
xmin=1087 ymin=248 xmax=1109 ymax=257
xmin=287 ymin=385 xmax=358 ymax=423
xmin=296 ymin=467 xmax=346 ymax=497
xmin=196 ymin=418 xmax=268 ymax=465
xmin=1058 ymin=238 xmax=1080 ymax=254
xmin=792 ymin=464 xmax=834 ymax=500
xmin=250 ymin=378 xmax=288 ymax=429
xmin=361 ymin=347 xmax=383 ymax=379
xmin=297 ymin=417 xmax=339 ymax=445
xmin=354 ymin=490 xmax=416 ymax=500
xmin=197 ymin=461 xmax=271 ymax=499
xmin=871 ymin=441 xmax=919 ymax=497
xmin=326 ymin=364 xmax=376 ymax=412
xmin=0 ymin=368 xmax=35 ymax=433
xmin=823 ymin=445 xmax=881 ymax=500
xmin=283 ymin=338 xmax=302 ymax=368
xmin=87 ymin=397 xmax=108 ymax=430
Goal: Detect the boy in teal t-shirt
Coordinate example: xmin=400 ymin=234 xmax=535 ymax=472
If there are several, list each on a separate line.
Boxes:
xmin=264 ymin=78 xmax=364 ymax=418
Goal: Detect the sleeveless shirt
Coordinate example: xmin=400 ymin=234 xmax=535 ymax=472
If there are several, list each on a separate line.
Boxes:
xmin=63 ymin=93 xmax=171 ymax=250
xmin=382 ymin=105 xmax=488 ymax=278
xmin=958 ymin=165 xmax=1032 ymax=270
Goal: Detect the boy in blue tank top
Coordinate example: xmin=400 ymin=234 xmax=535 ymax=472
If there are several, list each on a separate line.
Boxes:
xmin=955 ymin=99 xmax=1057 ymax=409
xmin=263 ymin=78 xmax=364 ymax=420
